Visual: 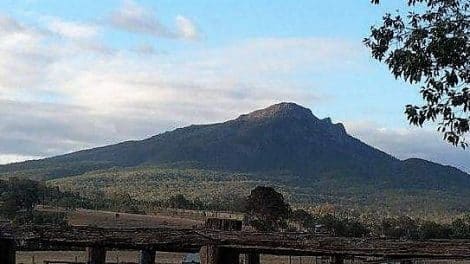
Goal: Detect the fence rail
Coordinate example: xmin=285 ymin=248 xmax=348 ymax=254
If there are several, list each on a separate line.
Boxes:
xmin=4 ymin=225 xmax=470 ymax=264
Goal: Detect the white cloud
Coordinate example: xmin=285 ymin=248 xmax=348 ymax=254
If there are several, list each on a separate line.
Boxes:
xmin=133 ymin=43 xmax=154 ymax=54
xmin=43 ymin=17 xmax=112 ymax=55
xmin=0 ymin=15 xmax=52 ymax=96
xmin=345 ymin=121 xmax=470 ymax=173
xmin=0 ymin=15 xmax=23 ymax=33
xmin=47 ymin=18 xmax=98 ymax=39
xmin=109 ymin=0 xmax=199 ymax=40
xmin=176 ymin=15 xmax=199 ymax=40
xmin=0 ymin=14 xmax=113 ymax=104
xmin=0 ymin=99 xmax=180 ymax=161
xmin=109 ymin=0 xmax=175 ymax=38
xmin=199 ymin=38 xmax=363 ymax=76
xmin=0 ymin=154 xmax=42 ymax=165
xmin=65 ymin=37 xmax=353 ymax=117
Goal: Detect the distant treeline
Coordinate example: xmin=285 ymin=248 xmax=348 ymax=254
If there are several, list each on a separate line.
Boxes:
xmin=290 ymin=209 xmax=470 ymax=239
xmin=1 ymin=178 xmax=470 ymax=239
xmin=162 ymin=186 xmax=470 ymax=239
xmin=0 ymin=177 xmax=244 ymax=224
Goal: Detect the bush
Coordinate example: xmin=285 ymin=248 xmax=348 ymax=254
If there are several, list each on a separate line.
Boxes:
xmin=379 ymin=216 xmax=419 ymax=239
xmin=419 ymin=221 xmax=450 ymax=239
xmin=450 ymin=215 xmax=470 ymax=239
xmin=317 ymin=214 xmax=369 ymax=237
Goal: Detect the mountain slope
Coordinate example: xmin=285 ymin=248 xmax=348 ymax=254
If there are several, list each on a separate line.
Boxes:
xmin=1 ymin=102 xmax=469 ymax=193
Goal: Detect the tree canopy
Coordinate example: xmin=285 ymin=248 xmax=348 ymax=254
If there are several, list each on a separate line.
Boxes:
xmin=246 ymin=186 xmax=291 ymax=231
xmin=0 ymin=178 xmax=41 ymax=219
xmin=365 ymin=0 xmax=469 ymax=147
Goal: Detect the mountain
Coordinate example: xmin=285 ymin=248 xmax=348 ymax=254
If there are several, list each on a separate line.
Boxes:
xmin=2 ymin=102 xmax=470 ymax=214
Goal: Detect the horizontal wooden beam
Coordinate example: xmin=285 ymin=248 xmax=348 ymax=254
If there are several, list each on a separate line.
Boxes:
xmin=6 ymin=225 xmax=470 ymax=259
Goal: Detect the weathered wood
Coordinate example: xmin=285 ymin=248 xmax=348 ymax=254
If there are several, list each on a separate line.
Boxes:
xmin=139 ymin=248 xmax=156 ymax=264
xmin=205 ymin=218 xmax=242 ymax=231
xmin=333 ymin=255 xmax=344 ymax=264
xmin=245 ymin=252 xmax=260 ymax=264
xmin=86 ymin=245 xmax=106 ymax=264
xmin=400 ymin=260 xmax=413 ymax=264
xmin=218 ymin=247 xmax=239 ymax=264
xmin=0 ymin=239 xmax=15 ymax=264
xmin=200 ymin=245 xmax=218 ymax=264
xmin=8 ymin=225 xmax=470 ymax=259
xmin=199 ymin=245 xmax=239 ymax=264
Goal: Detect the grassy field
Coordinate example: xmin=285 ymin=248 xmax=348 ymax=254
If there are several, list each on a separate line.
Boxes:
xmin=67 ymin=208 xmax=203 ymax=228
xmin=37 ymin=205 xmax=244 ymax=228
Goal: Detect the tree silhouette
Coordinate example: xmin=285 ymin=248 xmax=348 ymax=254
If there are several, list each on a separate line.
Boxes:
xmin=246 ymin=186 xmax=291 ymax=231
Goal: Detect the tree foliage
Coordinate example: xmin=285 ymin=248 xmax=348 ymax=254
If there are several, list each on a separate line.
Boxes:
xmin=0 ymin=178 xmax=41 ymax=219
xmin=246 ymin=186 xmax=291 ymax=231
xmin=316 ymin=214 xmax=370 ymax=237
xmin=0 ymin=178 xmax=93 ymax=224
xmin=365 ymin=0 xmax=470 ymax=147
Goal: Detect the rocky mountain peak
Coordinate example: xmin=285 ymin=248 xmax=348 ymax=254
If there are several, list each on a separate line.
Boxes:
xmin=237 ymin=102 xmax=317 ymax=122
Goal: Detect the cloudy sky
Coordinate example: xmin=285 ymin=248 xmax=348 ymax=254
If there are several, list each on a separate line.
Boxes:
xmin=0 ymin=0 xmax=469 ymax=172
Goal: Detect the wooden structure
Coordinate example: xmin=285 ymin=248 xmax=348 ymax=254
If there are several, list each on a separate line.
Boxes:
xmin=3 ymin=225 xmax=470 ymax=264
xmin=204 ymin=217 xmax=242 ymax=231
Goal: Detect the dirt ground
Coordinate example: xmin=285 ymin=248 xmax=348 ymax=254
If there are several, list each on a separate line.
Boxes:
xmin=16 ymin=251 xmax=328 ymax=264
xmin=16 ymin=251 xmax=184 ymax=264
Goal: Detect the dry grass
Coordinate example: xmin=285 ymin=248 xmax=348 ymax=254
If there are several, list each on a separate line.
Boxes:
xmin=16 ymin=251 xmax=186 ymax=264
xmin=16 ymin=251 xmax=329 ymax=264
xmin=67 ymin=208 xmax=203 ymax=229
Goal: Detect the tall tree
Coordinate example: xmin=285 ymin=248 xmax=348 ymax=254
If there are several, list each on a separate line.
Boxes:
xmin=365 ymin=0 xmax=469 ymax=147
xmin=246 ymin=186 xmax=291 ymax=231
xmin=0 ymin=178 xmax=41 ymax=220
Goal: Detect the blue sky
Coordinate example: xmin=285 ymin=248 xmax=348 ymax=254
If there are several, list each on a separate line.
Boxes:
xmin=0 ymin=0 xmax=468 ymax=171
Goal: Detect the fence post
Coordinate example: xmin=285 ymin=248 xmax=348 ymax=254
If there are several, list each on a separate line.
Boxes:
xmin=333 ymin=255 xmax=344 ymax=264
xmin=86 ymin=245 xmax=106 ymax=264
xmin=139 ymin=248 xmax=156 ymax=264
xmin=244 ymin=252 xmax=260 ymax=264
xmin=0 ymin=239 xmax=15 ymax=264
xmin=200 ymin=245 xmax=219 ymax=264
xmin=218 ymin=248 xmax=239 ymax=264
xmin=200 ymin=245 xmax=239 ymax=264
